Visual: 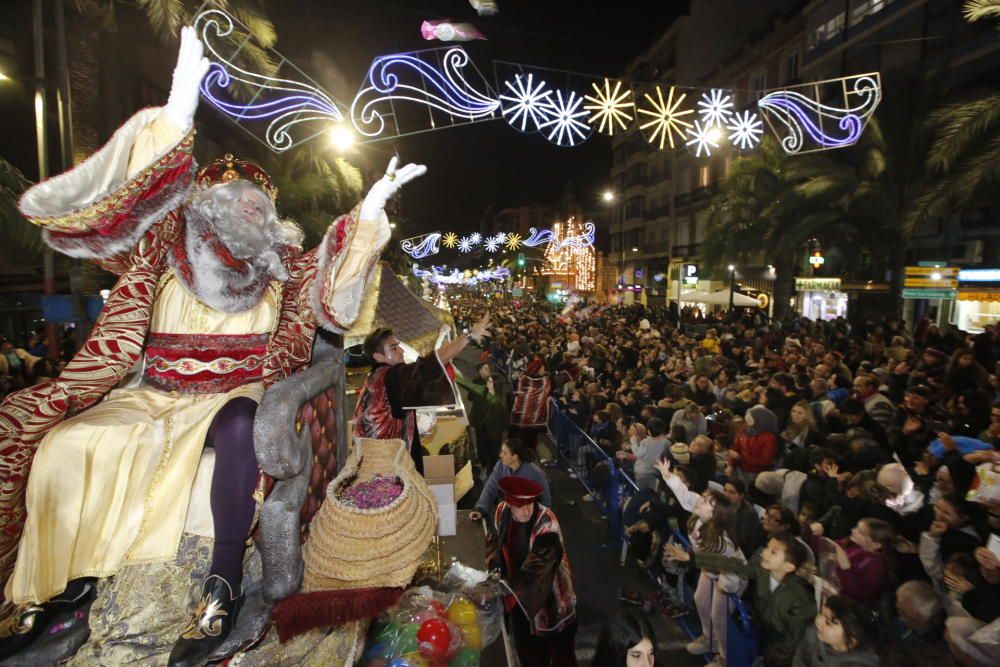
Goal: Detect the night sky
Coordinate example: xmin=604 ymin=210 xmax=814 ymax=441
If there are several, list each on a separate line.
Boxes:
xmin=272 ymin=0 xmax=684 ymax=233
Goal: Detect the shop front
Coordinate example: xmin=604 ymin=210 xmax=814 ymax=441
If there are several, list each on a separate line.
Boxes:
xmin=794 ymin=277 xmax=847 ymax=320
xmin=956 ymin=269 xmax=1000 ymax=333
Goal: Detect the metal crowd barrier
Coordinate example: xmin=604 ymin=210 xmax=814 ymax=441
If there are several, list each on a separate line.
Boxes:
xmin=546 ymin=399 xmax=639 ymax=552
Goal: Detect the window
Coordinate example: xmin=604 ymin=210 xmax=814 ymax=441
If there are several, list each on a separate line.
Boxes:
xmin=849 ymin=0 xmax=892 ymax=27
xmin=750 ymin=68 xmax=766 ymax=96
xmin=698 ymin=165 xmax=711 ymax=188
xmin=678 ymin=167 xmax=691 ymax=194
xmin=781 ymin=49 xmax=799 ymax=85
xmin=625 ymin=196 xmax=645 ymax=221
xmin=808 ymin=0 xmax=847 ymax=50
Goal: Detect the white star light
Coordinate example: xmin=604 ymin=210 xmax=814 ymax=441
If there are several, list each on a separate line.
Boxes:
xmin=469 ymin=232 xmax=482 ymax=244
xmin=727 ymin=109 xmax=764 ymax=151
xmin=538 ymin=90 xmax=591 ymax=147
xmin=495 ymin=232 xmax=508 ymax=243
xmin=697 ymin=89 xmax=734 ymax=127
xmin=686 ymin=120 xmax=720 ymax=157
xmin=500 ymin=73 xmax=556 ymax=133
xmin=484 ymin=235 xmax=501 ymax=252
xmin=458 ymin=237 xmax=473 ymax=253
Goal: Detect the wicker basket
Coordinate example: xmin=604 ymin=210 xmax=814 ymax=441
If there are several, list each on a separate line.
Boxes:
xmin=301 ymin=438 xmax=438 ymax=592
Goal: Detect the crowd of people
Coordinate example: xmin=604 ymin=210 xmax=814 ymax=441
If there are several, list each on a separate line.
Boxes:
xmin=453 ymin=292 xmax=1000 ymax=667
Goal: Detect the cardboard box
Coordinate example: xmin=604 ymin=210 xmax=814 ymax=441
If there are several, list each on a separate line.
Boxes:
xmin=424 ymin=454 xmax=457 ymax=536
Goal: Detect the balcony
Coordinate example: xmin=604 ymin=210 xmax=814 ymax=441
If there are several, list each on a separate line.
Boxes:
xmin=671 ymin=243 xmax=701 ymax=259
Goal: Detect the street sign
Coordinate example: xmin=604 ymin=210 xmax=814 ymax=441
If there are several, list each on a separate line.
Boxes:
xmin=902 ymin=288 xmax=957 ymax=299
xmin=681 ymin=263 xmax=699 ymax=285
xmin=904 ymin=266 xmax=959 ymax=276
xmin=917 ymin=261 xmax=948 ymax=267
xmin=903 ymin=278 xmax=958 ymax=288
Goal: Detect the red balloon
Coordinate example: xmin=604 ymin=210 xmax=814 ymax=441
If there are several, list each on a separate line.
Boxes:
xmin=417 ymin=618 xmax=452 ymax=659
xmin=430 ymin=599 xmax=447 ymax=617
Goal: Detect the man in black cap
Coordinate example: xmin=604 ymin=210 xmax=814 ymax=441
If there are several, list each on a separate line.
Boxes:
xmin=486 ymin=477 xmax=577 ymax=666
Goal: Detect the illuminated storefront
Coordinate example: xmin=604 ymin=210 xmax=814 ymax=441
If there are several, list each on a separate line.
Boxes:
xmin=794 ymin=277 xmax=846 ymax=320
xmin=955 ymin=269 xmax=1000 ymax=333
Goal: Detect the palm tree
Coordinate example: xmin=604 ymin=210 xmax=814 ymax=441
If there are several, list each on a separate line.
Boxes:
xmin=0 ymin=157 xmax=42 ymax=260
xmin=903 ymin=0 xmax=1000 ymax=235
xmin=701 ymin=136 xmax=855 ymax=319
xmin=267 ymin=147 xmax=364 ymax=248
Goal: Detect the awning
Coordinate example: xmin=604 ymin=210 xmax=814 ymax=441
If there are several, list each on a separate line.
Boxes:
xmin=704 ymin=289 xmax=762 ymax=307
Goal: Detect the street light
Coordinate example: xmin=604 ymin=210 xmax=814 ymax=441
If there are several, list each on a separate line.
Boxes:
xmin=603 ymin=190 xmax=626 ymax=287
xmin=728 ymin=264 xmax=736 ymax=312
xmin=328 ymin=124 xmax=355 ymax=151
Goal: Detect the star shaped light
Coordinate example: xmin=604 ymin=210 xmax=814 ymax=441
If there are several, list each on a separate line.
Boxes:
xmin=697 ymin=89 xmax=734 ymax=127
xmin=484 ymin=235 xmax=501 ymax=252
xmin=637 ymin=85 xmax=695 ymax=150
xmin=469 ymin=232 xmax=482 ymax=244
xmin=686 ymin=120 xmax=720 ymax=157
xmin=726 ymin=109 xmax=764 ymax=151
xmin=496 ymin=232 xmax=508 ymax=243
xmin=584 ymin=79 xmax=634 ymax=135
xmin=442 ymin=232 xmax=459 ymax=248
xmin=538 ymin=90 xmax=591 ymax=147
xmin=500 ymin=73 xmax=556 ymax=133
xmin=458 ymin=236 xmax=473 ymax=253
xmin=505 ymin=232 xmax=522 ymax=250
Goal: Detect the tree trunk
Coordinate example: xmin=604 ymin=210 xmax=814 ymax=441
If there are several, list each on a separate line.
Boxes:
xmin=772 ymin=253 xmax=797 ymax=321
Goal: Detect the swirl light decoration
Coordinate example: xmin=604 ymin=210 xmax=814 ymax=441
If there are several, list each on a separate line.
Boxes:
xmin=351 ymin=46 xmax=500 ymax=139
xmin=401 ymin=232 xmax=443 ymax=259
xmin=559 ymin=220 xmax=596 ymax=248
xmin=194 ymin=10 xmax=346 ymax=153
xmin=521 ymin=227 xmax=558 ymax=247
xmin=757 ymin=73 xmax=881 ymax=154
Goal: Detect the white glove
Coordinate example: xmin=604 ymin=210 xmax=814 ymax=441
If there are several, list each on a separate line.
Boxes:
xmin=163 ymin=26 xmax=211 ymax=132
xmin=358 ymin=156 xmax=428 ymax=222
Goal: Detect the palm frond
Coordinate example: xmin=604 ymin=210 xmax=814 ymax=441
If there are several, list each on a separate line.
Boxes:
xmin=924 ymin=91 xmax=1000 ymax=173
xmin=135 ymin=0 xmax=185 ymax=40
xmin=228 ymin=5 xmax=277 ymax=48
xmin=963 ymin=0 xmax=1000 ymax=22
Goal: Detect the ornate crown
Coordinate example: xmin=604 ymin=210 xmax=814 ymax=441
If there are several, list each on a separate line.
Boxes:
xmin=196 ymin=153 xmax=278 ymax=202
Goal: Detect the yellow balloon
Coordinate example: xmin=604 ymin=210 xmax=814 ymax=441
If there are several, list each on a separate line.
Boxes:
xmin=401 ymin=652 xmax=431 ymax=667
xmin=446 ymin=598 xmax=478 ymax=626
xmin=459 ymin=622 xmax=482 ymax=651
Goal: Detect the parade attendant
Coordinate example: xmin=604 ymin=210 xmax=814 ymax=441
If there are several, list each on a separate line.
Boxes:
xmin=353 ymin=314 xmax=490 ymax=473
xmin=0 ymin=27 xmax=425 ymax=666
xmin=470 ymin=437 xmax=551 ymax=521
xmin=486 ymin=476 xmax=577 ymax=667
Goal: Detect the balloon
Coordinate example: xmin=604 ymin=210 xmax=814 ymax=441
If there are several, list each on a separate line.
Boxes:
xmin=365 ymin=642 xmax=392 ymax=660
xmin=446 ymin=598 xmax=477 ymax=626
xmin=417 ymin=618 xmax=452 ymax=659
xmin=399 ymin=654 xmax=430 ymax=667
xmin=450 ymin=648 xmax=480 ymax=667
xmin=397 ymin=623 xmax=420 ymax=654
xmin=375 ymin=622 xmax=401 ymax=644
xmin=430 ymin=599 xmax=448 ymax=617
xmin=412 ymin=610 xmax=439 ymax=624
xmin=386 ymin=659 xmax=413 ymax=667
xmin=459 ymin=623 xmax=482 ymax=651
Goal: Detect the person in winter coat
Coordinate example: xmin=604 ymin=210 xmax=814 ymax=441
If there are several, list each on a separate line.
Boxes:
xmin=727 ymin=405 xmax=780 ymax=482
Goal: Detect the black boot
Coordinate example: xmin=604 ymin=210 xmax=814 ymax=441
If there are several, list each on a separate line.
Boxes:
xmin=0 ymin=578 xmax=95 ymax=661
xmin=168 ymin=575 xmax=243 ymax=667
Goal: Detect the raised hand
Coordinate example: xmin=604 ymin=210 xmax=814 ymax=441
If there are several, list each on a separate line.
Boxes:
xmin=163 ymin=26 xmax=211 ymax=131
xmin=469 ymin=313 xmax=491 ymax=343
xmin=359 ymin=156 xmax=428 ymax=222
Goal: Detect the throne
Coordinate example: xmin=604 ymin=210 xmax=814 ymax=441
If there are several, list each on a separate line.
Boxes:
xmin=9 ymin=332 xmax=350 ymax=665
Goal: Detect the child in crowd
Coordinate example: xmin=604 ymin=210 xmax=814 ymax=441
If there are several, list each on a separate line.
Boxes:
xmin=792 ymin=595 xmax=881 ymax=667
xmin=695 ymin=532 xmax=817 ymax=667
xmin=831 ymin=518 xmax=894 ymax=609
xmin=659 ymin=463 xmax=746 ymax=667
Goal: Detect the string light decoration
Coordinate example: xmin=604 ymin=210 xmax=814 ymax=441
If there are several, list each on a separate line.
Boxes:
xmin=442 ymin=232 xmax=459 ymax=248
xmin=401 ymin=232 xmax=442 ymax=259
xmin=194 ymin=10 xmax=347 ymax=153
xmin=500 ymin=73 xmax=556 ymax=133
xmin=726 ymin=109 xmax=764 ymax=151
xmin=412 ymin=263 xmax=511 ymax=285
xmin=538 ymin=90 xmax=592 ymax=146
xmin=757 ymin=73 xmax=881 ymax=154
xmin=697 ymin=89 xmax=734 ymax=127
xmin=505 ymin=232 xmax=522 ymax=250
xmin=583 ymin=79 xmax=634 ymax=135
xmin=351 ymin=46 xmax=500 ymax=138
xmin=484 ymin=235 xmax=502 ymax=252
xmin=541 ymin=217 xmax=596 ymax=291
xmin=636 ymin=85 xmax=695 ymax=150
xmin=469 ymin=232 xmax=482 ymax=244
xmin=686 ymin=120 xmax=721 ymax=157
xmin=458 ymin=236 xmax=474 ymax=253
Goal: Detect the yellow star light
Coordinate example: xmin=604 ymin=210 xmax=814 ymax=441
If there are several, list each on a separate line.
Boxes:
xmin=442 ymin=232 xmax=459 ymax=248
xmin=505 ymin=232 xmax=522 ymax=250
xmin=636 ymin=85 xmax=694 ymax=150
xmin=583 ymin=79 xmax=634 ymax=136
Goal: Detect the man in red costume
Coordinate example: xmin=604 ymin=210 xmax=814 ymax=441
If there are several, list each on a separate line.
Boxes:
xmin=486 ymin=476 xmax=577 ymax=667
xmin=0 ymin=27 xmax=426 ymax=666
xmin=354 ymin=314 xmax=490 ymax=472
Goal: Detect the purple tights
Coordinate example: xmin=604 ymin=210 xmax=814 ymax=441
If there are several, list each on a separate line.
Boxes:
xmin=204 ymin=396 xmax=260 ymax=593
